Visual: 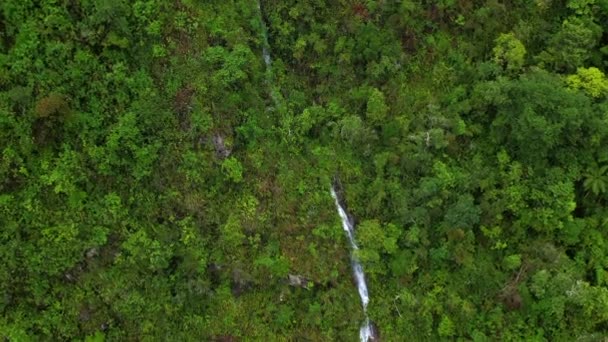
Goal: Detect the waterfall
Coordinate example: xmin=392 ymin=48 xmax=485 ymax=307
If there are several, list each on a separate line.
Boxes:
xmin=330 ymin=186 xmax=376 ymax=342
xmin=257 ymin=0 xmax=272 ymax=70
xmin=257 ymin=0 xmax=283 ymax=110
xmin=257 ymin=1 xmax=373 ymax=339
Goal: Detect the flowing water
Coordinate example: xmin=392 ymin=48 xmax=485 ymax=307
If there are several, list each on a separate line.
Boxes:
xmin=331 ymin=186 xmax=375 ymax=342
xmin=257 ymin=1 xmax=374 ymax=340
xmin=257 ymin=0 xmax=283 ymax=109
xmin=257 ymin=1 xmax=272 ymax=69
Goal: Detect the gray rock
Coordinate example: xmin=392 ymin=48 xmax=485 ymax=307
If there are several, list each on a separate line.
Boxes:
xmin=213 ymin=133 xmax=231 ymax=159
xmin=86 ymin=247 xmax=99 ymax=259
xmin=288 ymin=274 xmax=309 ymax=289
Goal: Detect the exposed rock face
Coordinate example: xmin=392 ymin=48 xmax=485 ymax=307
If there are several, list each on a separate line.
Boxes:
xmin=213 ymin=133 xmax=231 ymax=159
xmin=331 ymin=176 xmax=357 ymax=227
xmin=287 ymin=274 xmax=309 ymax=289
xmin=368 ymin=322 xmax=380 ymax=341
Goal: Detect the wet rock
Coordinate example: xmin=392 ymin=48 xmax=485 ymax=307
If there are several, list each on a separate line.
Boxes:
xmin=368 ymin=321 xmax=380 ymax=341
xmin=331 ymin=176 xmax=357 ymax=226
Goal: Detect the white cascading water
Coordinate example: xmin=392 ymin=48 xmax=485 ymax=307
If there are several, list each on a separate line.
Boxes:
xmin=257 ymin=1 xmax=373 ymax=340
xmin=331 ymin=186 xmax=375 ymax=342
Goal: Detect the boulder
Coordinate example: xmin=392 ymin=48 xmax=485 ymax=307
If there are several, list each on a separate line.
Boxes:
xmin=288 ymin=274 xmax=309 ymax=289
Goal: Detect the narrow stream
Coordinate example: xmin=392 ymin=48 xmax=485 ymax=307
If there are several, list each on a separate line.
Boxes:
xmin=257 ymin=0 xmax=282 ymax=109
xmin=257 ymin=2 xmax=374 ymax=340
xmin=257 ymin=0 xmax=272 ymax=69
xmin=331 ymin=186 xmax=375 ymax=342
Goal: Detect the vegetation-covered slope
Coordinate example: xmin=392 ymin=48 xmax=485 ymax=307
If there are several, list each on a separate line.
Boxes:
xmin=1 ymin=0 xmax=608 ymax=340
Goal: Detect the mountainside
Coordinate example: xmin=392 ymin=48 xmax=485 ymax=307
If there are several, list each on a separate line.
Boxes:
xmin=1 ymin=1 xmax=608 ymax=340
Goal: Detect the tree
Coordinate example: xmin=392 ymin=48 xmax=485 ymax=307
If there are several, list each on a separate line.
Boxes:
xmin=221 ymin=157 xmax=244 ymax=183
xmin=356 ymin=220 xmax=400 ymax=275
xmin=583 ymin=164 xmax=608 ymax=195
xmin=438 ymin=315 xmax=456 ymax=338
xmin=220 ymin=214 xmax=245 ymax=254
xmin=566 ymin=67 xmax=608 ymax=98
xmin=538 ymin=17 xmax=602 ymax=71
xmin=492 ymin=33 xmax=526 ymax=72
xmin=366 ymin=88 xmax=389 ymax=125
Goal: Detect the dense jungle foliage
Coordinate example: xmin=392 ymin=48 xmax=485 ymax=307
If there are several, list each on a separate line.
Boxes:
xmin=1 ymin=0 xmax=608 ymax=340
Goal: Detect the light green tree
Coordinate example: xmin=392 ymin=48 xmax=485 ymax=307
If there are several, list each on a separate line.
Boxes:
xmin=220 ymin=214 xmax=245 ymax=252
xmin=221 ymin=157 xmax=244 ymax=183
xmin=566 ymin=67 xmax=608 ymax=98
xmin=492 ymin=33 xmax=526 ymax=72
xmin=366 ymin=88 xmax=389 ymax=125
xmin=438 ymin=315 xmax=456 ymax=338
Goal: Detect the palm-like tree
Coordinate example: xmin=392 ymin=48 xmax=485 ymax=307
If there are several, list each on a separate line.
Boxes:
xmin=583 ymin=164 xmax=608 ymax=196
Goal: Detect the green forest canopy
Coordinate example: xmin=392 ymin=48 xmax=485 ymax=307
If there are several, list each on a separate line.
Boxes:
xmin=1 ymin=0 xmax=608 ymax=340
